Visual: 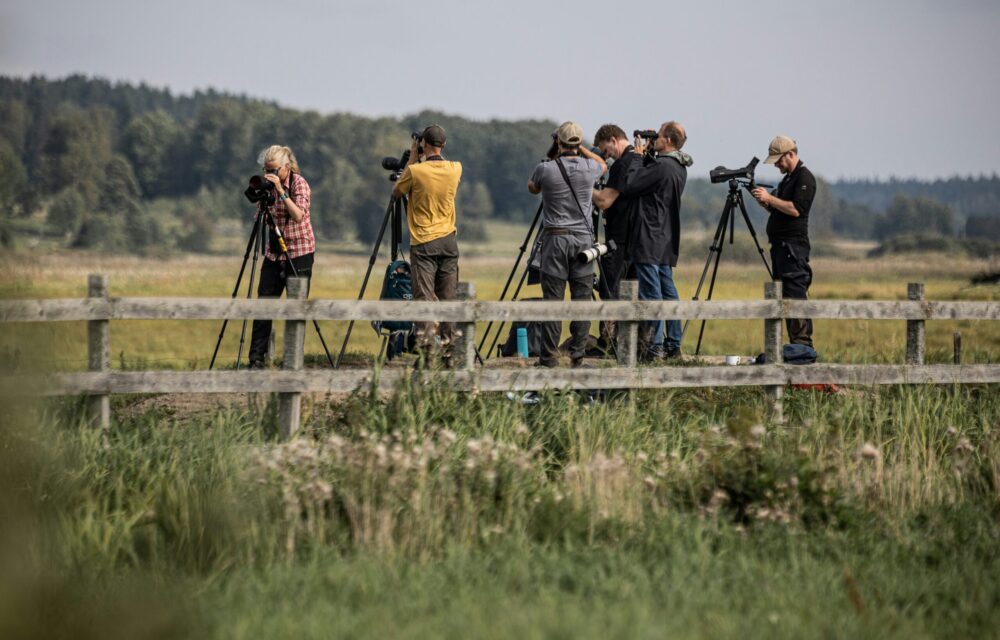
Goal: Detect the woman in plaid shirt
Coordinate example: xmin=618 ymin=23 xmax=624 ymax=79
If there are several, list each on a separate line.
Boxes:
xmin=248 ymin=145 xmax=315 ymax=369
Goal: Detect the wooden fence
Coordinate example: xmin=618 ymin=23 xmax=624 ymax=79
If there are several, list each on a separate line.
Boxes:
xmin=1 ymin=274 xmax=999 ymax=438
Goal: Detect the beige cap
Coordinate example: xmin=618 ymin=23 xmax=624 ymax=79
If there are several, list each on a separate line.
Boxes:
xmin=555 ymin=121 xmax=584 ymax=146
xmin=764 ymin=135 xmax=796 ymax=164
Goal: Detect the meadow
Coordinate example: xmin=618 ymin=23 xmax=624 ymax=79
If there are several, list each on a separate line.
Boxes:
xmin=1 ymin=226 xmax=999 ymax=638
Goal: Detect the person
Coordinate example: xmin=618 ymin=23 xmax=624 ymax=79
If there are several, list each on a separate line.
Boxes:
xmin=751 ymin=135 xmax=816 ymax=347
xmin=591 ymin=124 xmax=642 ymax=353
xmin=248 ymin=145 xmax=314 ymax=369
xmin=527 ymin=121 xmax=607 ymax=368
xmin=391 ymin=124 xmax=462 ymax=365
xmin=598 ymin=121 xmax=691 ymax=360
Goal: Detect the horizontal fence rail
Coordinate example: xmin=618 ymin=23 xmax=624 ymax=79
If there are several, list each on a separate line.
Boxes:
xmin=7 ymin=365 xmax=999 ymax=397
xmin=1 ymin=275 xmax=998 ymax=437
xmin=2 ymin=298 xmax=999 ymax=323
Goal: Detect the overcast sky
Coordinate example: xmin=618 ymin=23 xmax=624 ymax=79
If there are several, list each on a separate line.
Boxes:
xmin=2 ymin=0 xmax=999 ymax=182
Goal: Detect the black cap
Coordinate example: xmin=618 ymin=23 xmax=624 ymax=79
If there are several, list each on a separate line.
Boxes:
xmin=421 ymin=124 xmax=446 ymax=147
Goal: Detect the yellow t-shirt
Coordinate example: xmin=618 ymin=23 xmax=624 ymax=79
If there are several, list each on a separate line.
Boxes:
xmin=394 ymin=160 xmax=462 ymax=245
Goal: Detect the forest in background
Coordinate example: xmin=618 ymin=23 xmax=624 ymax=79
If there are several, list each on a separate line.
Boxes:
xmin=1 ymin=75 xmax=998 ymax=255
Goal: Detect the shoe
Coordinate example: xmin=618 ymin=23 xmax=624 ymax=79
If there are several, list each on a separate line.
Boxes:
xmin=571 ymin=356 xmax=591 ymax=369
xmin=639 ymin=346 xmax=665 ymax=363
xmin=664 ymin=347 xmax=682 ymax=359
xmin=248 ymin=360 xmax=266 ymax=370
xmin=535 ymin=359 xmax=559 ymax=368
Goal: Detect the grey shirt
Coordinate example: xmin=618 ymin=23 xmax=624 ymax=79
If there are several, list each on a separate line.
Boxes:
xmin=530 ymin=156 xmax=604 ymax=237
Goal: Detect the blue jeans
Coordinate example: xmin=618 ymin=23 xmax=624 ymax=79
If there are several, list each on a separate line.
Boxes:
xmin=634 ymin=263 xmax=682 ymax=352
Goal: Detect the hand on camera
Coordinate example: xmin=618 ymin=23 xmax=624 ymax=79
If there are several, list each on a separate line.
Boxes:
xmin=264 ymin=172 xmax=284 ymax=195
xmin=633 ymin=137 xmax=647 ymax=156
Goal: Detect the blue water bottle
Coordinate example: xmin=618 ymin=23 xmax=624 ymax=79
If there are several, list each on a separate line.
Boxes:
xmin=516 ymin=327 xmax=529 ymax=358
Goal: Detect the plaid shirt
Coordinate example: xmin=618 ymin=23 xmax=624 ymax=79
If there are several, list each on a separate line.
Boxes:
xmin=264 ymin=172 xmax=315 ymax=260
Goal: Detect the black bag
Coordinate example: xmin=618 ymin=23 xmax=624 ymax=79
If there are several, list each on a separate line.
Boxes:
xmin=498 ymin=300 xmax=544 ymax=357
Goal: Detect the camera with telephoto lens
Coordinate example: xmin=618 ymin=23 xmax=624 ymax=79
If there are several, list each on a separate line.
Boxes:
xmin=577 ymin=239 xmax=617 ymax=264
xmin=244 ymin=174 xmax=276 ymax=204
xmin=633 ymin=129 xmax=658 ymax=140
xmin=381 ymin=150 xmax=412 ymax=181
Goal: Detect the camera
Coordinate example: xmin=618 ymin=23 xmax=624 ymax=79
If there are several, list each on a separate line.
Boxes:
xmin=381 ymin=150 xmax=412 ymax=181
xmin=577 ymin=239 xmax=617 ymax=264
xmin=633 ymin=129 xmax=658 ymax=140
xmin=244 ymin=175 xmax=276 ymax=204
xmin=411 ymin=131 xmax=425 ymax=155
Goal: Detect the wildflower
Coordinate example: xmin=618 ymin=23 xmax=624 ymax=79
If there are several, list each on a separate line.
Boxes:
xmin=859 ymin=442 xmax=881 ymax=461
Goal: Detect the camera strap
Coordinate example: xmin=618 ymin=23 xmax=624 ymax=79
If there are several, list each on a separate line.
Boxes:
xmin=554 ymin=157 xmax=595 ymax=242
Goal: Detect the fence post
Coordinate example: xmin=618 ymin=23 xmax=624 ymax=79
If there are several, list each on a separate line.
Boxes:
xmin=618 ymin=281 xmax=639 ymax=367
xmin=906 ymin=282 xmax=925 ymax=365
xmin=764 ymin=281 xmax=784 ymax=423
xmin=278 ymin=277 xmax=307 ymax=440
xmin=87 ymin=274 xmax=110 ymax=431
xmin=455 ymin=282 xmax=476 ymax=371
xmin=954 ymin=332 xmax=962 ymax=365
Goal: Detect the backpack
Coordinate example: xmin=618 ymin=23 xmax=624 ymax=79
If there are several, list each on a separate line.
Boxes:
xmin=372 ymin=260 xmax=414 ymax=360
xmin=753 ymin=344 xmax=818 ymax=365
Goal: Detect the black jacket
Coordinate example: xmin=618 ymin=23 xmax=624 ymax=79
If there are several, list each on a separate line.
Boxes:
xmin=621 ymin=155 xmax=687 ymax=266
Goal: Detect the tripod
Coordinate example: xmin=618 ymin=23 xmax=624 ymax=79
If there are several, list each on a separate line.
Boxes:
xmin=479 ymin=201 xmax=617 ymax=361
xmin=684 ymin=178 xmax=773 ymax=356
xmin=334 ymin=193 xmax=407 ymax=368
xmin=209 ymin=201 xmax=335 ymax=370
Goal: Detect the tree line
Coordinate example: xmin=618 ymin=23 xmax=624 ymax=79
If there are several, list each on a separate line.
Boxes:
xmin=1 ymin=75 xmax=998 ymax=253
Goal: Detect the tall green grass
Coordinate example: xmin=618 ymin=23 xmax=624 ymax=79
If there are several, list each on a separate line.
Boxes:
xmin=2 ymin=382 xmax=998 ymax=637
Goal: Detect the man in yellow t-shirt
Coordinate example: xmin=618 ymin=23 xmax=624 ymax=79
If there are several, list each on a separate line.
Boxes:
xmin=391 ymin=124 xmax=462 ymax=363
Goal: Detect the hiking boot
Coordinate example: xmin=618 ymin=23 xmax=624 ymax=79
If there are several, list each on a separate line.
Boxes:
xmin=248 ymin=360 xmax=266 ymax=370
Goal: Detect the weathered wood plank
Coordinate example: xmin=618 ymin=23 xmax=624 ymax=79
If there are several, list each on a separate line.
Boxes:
xmin=87 ymin=275 xmax=110 ymax=430
xmin=617 ymin=282 xmax=639 ymax=367
xmin=906 ymin=283 xmax=926 ymax=365
xmin=6 ymin=364 xmax=999 ymax=397
xmin=764 ymin=282 xmax=784 ymax=422
xmin=278 ymin=278 xmax=307 ymax=440
xmin=2 ymin=297 xmax=999 ymax=323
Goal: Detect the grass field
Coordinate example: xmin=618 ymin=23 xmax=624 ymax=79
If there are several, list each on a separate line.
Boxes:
xmin=1 ymin=233 xmax=999 ymax=638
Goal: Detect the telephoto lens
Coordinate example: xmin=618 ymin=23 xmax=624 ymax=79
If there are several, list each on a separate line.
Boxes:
xmin=577 ymin=239 xmax=617 ymax=264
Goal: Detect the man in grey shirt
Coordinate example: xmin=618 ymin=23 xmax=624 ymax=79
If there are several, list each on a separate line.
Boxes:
xmin=528 ymin=121 xmax=607 ymax=367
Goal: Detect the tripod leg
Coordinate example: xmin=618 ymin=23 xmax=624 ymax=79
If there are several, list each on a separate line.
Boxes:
xmin=736 ymin=191 xmax=774 ymax=279
xmin=335 ymin=198 xmax=395 ymax=368
xmin=209 ymin=212 xmax=261 ymax=369
xmin=485 ymin=256 xmax=534 ymax=359
xmin=694 ymin=238 xmax=725 ymax=356
xmin=682 ymin=200 xmax=731 ymax=343
xmin=236 ymin=214 xmax=265 ymax=370
xmin=477 ymin=203 xmax=544 ymax=360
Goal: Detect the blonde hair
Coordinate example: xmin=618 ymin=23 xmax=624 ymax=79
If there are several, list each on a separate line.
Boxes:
xmin=257 ymin=145 xmax=300 ymax=174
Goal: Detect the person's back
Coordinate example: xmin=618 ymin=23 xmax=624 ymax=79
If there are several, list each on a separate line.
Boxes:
xmin=402 ymin=159 xmax=462 ymax=245
xmin=533 ymin=155 xmax=604 ymax=235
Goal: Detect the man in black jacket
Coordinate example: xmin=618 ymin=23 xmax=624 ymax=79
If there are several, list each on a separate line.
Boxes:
xmin=751 ymin=135 xmax=816 ymax=347
xmin=599 ymin=121 xmax=692 ymax=360
xmin=592 ymin=123 xmax=642 ymax=352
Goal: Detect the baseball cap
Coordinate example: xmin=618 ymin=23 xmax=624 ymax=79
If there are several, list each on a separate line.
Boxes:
xmin=764 ymin=135 xmax=796 ymax=164
xmin=555 ymin=121 xmax=584 ymax=146
xmin=421 ymin=124 xmax=447 ymax=147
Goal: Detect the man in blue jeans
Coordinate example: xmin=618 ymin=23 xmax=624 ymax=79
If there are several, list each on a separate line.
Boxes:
xmin=596 ymin=121 xmax=692 ymax=360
